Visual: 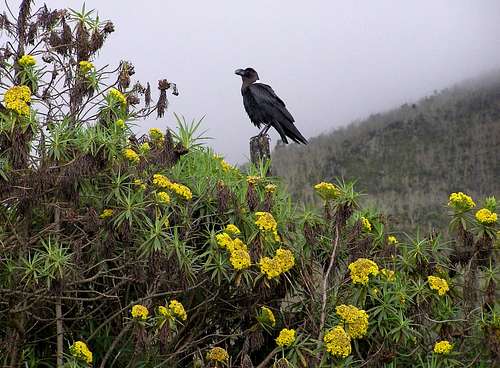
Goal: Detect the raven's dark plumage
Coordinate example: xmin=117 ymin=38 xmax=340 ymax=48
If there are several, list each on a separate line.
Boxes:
xmin=235 ymin=67 xmax=307 ymax=144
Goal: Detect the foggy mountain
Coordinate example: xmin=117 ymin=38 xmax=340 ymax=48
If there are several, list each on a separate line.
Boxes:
xmin=271 ymin=70 xmax=500 ymax=231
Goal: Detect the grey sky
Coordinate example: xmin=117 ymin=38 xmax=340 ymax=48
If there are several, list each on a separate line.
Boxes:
xmin=19 ymin=1 xmax=500 ymax=162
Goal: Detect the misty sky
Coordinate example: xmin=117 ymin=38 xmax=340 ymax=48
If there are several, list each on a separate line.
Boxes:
xmin=16 ymin=1 xmax=500 ymax=162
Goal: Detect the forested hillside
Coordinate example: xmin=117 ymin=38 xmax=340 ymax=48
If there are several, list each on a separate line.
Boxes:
xmin=272 ymin=71 xmax=500 ymax=231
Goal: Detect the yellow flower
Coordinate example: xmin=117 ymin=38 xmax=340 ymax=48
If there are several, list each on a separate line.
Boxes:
xmin=79 ymin=60 xmax=94 ymax=74
xmin=133 ymin=179 xmax=146 ymax=190
xmin=115 ymin=119 xmax=125 ymax=129
xmin=265 ymin=184 xmax=277 ymax=193
xmin=259 ymin=248 xmax=295 ymax=279
xmin=380 ymin=268 xmax=395 ymax=281
xmin=156 ymin=191 xmax=171 ymax=204
xmin=169 ymin=299 xmax=187 ymax=321
xmin=69 ymin=340 xmax=93 ymax=364
xmin=387 ymin=235 xmax=398 ymax=245
xmin=229 ymin=246 xmax=251 ymax=270
xmin=246 ymin=175 xmax=261 ymax=185
xmin=140 ymin=142 xmax=151 ymax=153
xmin=260 ymin=306 xmax=276 ymax=327
xmin=18 ymin=54 xmax=36 ymax=67
xmin=348 ymin=258 xmax=379 ymax=285
xmin=335 ymin=305 xmax=369 ymax=339
xmin=169 ymin=182 xmax=193 ymax=200
xmin=323 ymin=326 xmax=351 ymax=358
xmin=475 ymin=208 xmax=497 ymax=225
xmin=448 ymin=192 xmax=475 ymax=212
xmin=158 ymin=305 xmax=170 ymax=318
xmin=428 ymin=276 xmax=449 ymax=296
xmin=433 ymin=340 xmax=453 ymax=354
xmin=216 ymin=232 xmax=233 ymax=249
xmin=99 ymin=209 xmax=113 ymax=219
xmin=149 ymin=128 xmax=164 ymax=143
xmin=3 ymin=85 xmax=31 ymax=116
xmin=220 ymin=159 xmax=234 ymax=172
xmin=123 ymin=148 xmax=140 ymax=163
xmin=276 ymin=328 xmax=296 ymax=347
xmin=108 ymin=88 xmax=127 ymax=106
xmin=224 ymin=224 xmax=240 ymax=236
xmin=153 ymin=173 xmax=171 ymax=188
xmin=361 ymin=217 xmax=372 ymax=232
xmin=314 ymin=182 xmax=341 ymax=200
xmin=207 ymin=347 xmax=229 ymax=362
xmin=255 ymin=211 xmax=280 ymax=242
xmin=131 ymin=304 xmax=149 ymax=320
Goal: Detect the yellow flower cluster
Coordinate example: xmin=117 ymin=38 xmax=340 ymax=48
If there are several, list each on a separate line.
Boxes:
xmin=133 ymin=179 xmax=146 ymax=190
xmin=255 ymin=212 xmax=280 ymax=242
xmin=314 ymin=182 xmax=341 ymax=200
xmin=387 ymin=235 xmax=398 ymax=245
xmin=131 ymin=304 xmax=149 ymax=320
xmin=3 ymin=85 xmax=31 ymax=116
xmin=259 ymin=248 xmax=295 ymax=279
xmin=428 ymin=276 xmax=449 ymax=296
xmin=336 ymin=305 xmax=369 ymax=339
xmin=140 ymin=142 xmax=151 ymax=153
xmin=434 ymin=340 xmax=453 ymax=354
xmin=229 ymin=243 xmax=251 ymax=270
xmin=158 ymin=305 xmax=170 ymax=318
xmin=149 ymin=128 xmax=164 ymax=144
xmin=79 ymin=60 xmax=94 ymax=74
xmin=220 ymin=159 xmax=234 ymax=172
xmin=213 ymin=154 xmax=236 ymax=172
xmin=265 ymin=184 xmax=277 ymax=193
xmin=123 ymin=148 xmax=140 ymax=163
xmin=216 ymin=232 xmax=233 ymax=249
xmin=448 ymin=192 xmax=475 ymax=211
xmin=380 ymin=268 xmax=395 ymax=281
xmin=169 ymin=182 xmax=193 ymax=200
xmin=69 ymin=340 xmax=93 ymax=364
xmin=475 ymin=208 xmax=497 ymax=225
xmin=207 ymin=347 xmax=229 ymax=362
xmin=276 ymin=328 xmax=296 ymax=347
xmin=224 ymin=224 xmax=240 ymax=236
xmin=152 ymin=174 xmax=192 ymax=200
xmin=361 ymin=217 xmax=372 ymax=232
xmin=261 ymin=306 xmax=276 ymax=327
xmin=246 ymin=175 xmax=261 ymax=185
xmin=156 ymin=191 xmax=171 ymax=204
xmin=99 ymin=209 xmax=113 ymax=219
xmin=323 ymin=326 xmax=351 ymax=358
xmin=18 ymin=54 xmax=36 ymax=67
xmin=348 ymin=258 xmax=379 ymax=285
xmin=108 ymin=88 xmax=127 ymax=106
xmin=169 ymin=299 xmax=187 ymax=321
xmin=153 ymin=173 xmax=170 ymax=188
xmin=115 ymin=119 xmax=125 ymax=129
xmin=216 ymin=232 xmax=251 ymax=270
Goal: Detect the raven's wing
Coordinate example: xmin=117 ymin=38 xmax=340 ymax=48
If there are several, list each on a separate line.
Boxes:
xmin=248 ymin=83 xmax=307 ymax=144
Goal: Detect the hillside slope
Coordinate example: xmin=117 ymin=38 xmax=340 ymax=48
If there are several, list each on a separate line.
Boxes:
xmin=272 ymin=71 xmax=500 ymax=231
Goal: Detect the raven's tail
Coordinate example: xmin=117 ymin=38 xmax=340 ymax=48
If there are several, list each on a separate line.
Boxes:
xmin=280 ymin=120 xmax=308 ymax=144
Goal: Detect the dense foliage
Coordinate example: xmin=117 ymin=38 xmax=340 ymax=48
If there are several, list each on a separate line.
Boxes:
xmin=0 ymin=2 xmax=499 ymax=368
xmin=272 ymin=72 xmax=500 ymax=232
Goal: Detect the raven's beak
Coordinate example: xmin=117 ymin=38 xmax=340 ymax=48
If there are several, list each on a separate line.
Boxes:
xmin=235 ymin=69 xmax=245 ymax=76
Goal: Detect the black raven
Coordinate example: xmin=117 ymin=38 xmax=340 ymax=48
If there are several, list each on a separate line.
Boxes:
xmin=235 ymin=68 xmax=307 ymax=144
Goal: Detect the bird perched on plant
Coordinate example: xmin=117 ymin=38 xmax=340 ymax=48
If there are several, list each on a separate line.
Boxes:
xmin=235 ymin=67 xmax=307 ymax=144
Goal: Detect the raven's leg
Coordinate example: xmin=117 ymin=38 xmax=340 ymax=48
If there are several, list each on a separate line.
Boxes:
xmin=250 ymin=123 xmax=272 ymax=140
xmin=260 ymin=124 xmax=271 ymax=136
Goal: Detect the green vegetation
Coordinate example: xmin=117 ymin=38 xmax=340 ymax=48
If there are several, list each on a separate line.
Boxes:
xmin=272 ymin=73 xmax=500 ymax=232
xmin=0 ymin=2 xmax=498 ymax=368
